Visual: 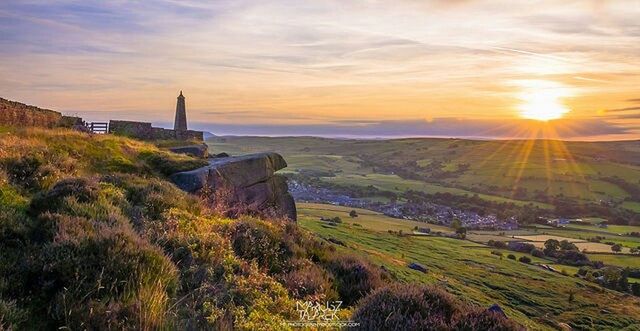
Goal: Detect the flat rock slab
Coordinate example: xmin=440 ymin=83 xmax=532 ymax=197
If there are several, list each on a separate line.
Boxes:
xmin=169 ymin=144 xmax=209 ymax=158
xmin=408 ymin=262 xmax=428 ymax=273
xmin=170 ymin=152 xmax=296 ymax=221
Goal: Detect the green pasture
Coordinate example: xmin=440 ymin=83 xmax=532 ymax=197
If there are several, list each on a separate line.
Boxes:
xmin=586 ymin=254 xmax=640 ymax=268
xmin=298 ymin=204 xmax=640 ymax=330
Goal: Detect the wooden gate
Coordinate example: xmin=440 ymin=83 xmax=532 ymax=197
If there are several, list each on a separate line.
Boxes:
xmin=88 ymin=122 xmax=109 ymax=134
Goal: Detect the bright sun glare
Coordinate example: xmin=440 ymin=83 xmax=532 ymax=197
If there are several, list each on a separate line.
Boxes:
xmin=516 ymin=80 xmax=572 ymax=121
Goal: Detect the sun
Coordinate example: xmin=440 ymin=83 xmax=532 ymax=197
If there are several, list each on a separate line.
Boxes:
xmin=515 ymin=80 xmax=572 ymax=121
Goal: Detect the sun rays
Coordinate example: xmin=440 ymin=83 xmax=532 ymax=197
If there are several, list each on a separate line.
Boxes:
xmin=472 ymin=121 xmax=591 ymax=200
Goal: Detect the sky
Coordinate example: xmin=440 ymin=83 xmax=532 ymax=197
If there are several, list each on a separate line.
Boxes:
xmin=1 ymin=0 xmax=639 ymax=140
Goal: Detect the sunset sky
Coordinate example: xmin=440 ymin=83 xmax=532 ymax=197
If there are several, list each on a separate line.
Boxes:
xmin=1 ymin=0 xmax=639 ymax=139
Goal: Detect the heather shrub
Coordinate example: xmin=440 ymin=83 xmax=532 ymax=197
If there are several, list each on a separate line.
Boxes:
xmin=28 ymin=177 xmax=100 ymax=216
xmin=0 ymin=299 xmax=28 ymax=330
xmin=0 ymin=182 xmax=29 ymax=240
xmin=2 ymin=155 xmax=57 ymax=192
xmin=324 ymin=254 xmax=386 ymax=306
xmin=281 ymin=261 xmax=337 ymax=301
xmin=148 ymin=209 xmax=233 ymax=291
xmin=224 ymin=263 xmax=297 ymax=330
xmin=352 ymin=283 xmax=462 ymax=329
xmin=230 ymin=218 xmax=296 ymax=274
xmin=353 ymin=284 xmax=523 ymax=331
xmin=453 ymin=310 xmax=524 ymax=331
xmin=36 ymin=228 xmax=178 ymax=330
xmin=101 ymin=174 xmax=201 ymax=222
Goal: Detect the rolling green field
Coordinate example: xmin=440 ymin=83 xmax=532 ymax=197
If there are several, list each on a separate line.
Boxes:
xmin=297 ymin=203 xmax=640 ymax=330
xmin=300 ymin=203 xmax=453 ymax=233
xmin=208 ymin=136 xmax=640 ymax=215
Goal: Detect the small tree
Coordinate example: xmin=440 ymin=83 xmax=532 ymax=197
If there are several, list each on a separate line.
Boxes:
xmin=530 ymin=248 xmax=545 ymax=258
xmin=451 ymin=219 xmax=462 ymax=230
xmin=507 ymin=254 xmax=516 ymax=260
xmin=544 ymin=239 xmax=560 ymax=256
xmin=559 ymin=240 xmax=578 ymax=251
xmin=611 ymin=244 xmax=622 ymax=253
xmin=568 ymin=291 xmax=575 ymax=303
xmin=632 ymin=283 xmax=640 ymax=297
xmin=518 ymin=256 xmax=531 ymax=264
xmin=349 ymin=210 xmax=358 ymax=218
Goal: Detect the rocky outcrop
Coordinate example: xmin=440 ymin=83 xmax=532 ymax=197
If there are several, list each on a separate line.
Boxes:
xmin=407 ymin=262 xmax=428 ymax=273
xmin=170 ymin=152 xmax=296 ymax=221
xmin=168 ymin=144 xmax=209 ymax=158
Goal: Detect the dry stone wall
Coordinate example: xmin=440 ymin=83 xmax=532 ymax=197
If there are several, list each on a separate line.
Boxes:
xmin=0 ymin=98 xmax=63 ymax=128
xmin=109 ymin=120 xmax=203 ymax=141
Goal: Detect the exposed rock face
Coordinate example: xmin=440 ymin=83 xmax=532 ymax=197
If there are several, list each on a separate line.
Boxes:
xmin=168 ymin=144 xmax=209 ymax=158
xmin=170 ymin=152 xmax=297 ymax=221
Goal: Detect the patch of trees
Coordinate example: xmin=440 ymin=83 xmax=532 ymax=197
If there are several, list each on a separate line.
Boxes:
xmin=487 ymin=240 xmax=508 ymax=249
xmin=551 ymin=196 xmax=640 ymax=225
xmin=578 ymin=266 xmax=640 ymax=297
xmin=518 ymin=256 xmax=531 ymax=264
xmin=544 ymin=239 xmax=591 ymax=266
xmin=490 ymin=239 xmax=592 ymax=267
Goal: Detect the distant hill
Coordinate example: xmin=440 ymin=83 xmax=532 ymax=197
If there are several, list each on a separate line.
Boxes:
xmin=208 ymin=136 xmax=640 ymax=221
xmin=202 ymin=131 xmax=216 ymax=139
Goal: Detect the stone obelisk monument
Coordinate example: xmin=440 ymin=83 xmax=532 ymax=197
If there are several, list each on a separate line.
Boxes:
xmin=174 ymin=91 xmax=187 ymax=131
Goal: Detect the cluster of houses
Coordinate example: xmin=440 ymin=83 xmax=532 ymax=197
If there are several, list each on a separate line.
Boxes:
xmin=289 ymin=179 xmax=519 ymax=231
xmin=380 ymin=202 xmax=518 ymax=230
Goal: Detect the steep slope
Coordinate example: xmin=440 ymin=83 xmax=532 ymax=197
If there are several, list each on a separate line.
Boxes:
xmin=0 ymin=127 xmax=520 ymax=330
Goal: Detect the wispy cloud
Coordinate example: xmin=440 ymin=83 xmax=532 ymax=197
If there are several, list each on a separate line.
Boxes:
xmin=0 ymin=0 xmax=639 ymax=139
xmin=605 ymin=106 xmax=640 ymax=113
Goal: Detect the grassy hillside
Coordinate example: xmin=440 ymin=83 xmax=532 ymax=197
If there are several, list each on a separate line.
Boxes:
xmin=0 ymin=128 xmax=520 ymax=330
xmin=298 ymin=203 xmax=640 ymax=330
xmin=208 ymin=136 xmax=640 ymax=220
